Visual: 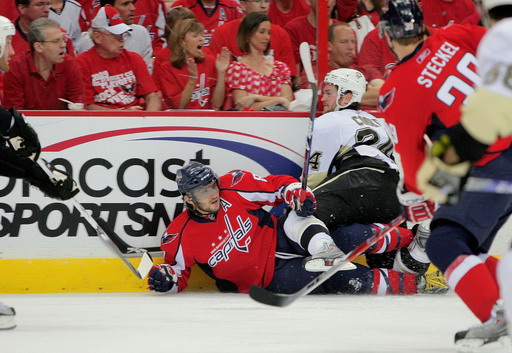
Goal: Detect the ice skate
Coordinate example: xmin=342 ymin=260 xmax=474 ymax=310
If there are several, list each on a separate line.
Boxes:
xmin=303 ymin=241 xmax=356 ymax=272
xmin=455 ymin=301 xmax=511 ymax=352
xmin=0 ymin=303 xmax=16 ymax=330
xmin=416 ymin=266 xmax=449 ymax=294
xmin=409 ymin=221 xmax=431 ymax=263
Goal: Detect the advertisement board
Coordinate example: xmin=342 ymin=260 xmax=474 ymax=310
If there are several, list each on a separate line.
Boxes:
xmin=1 ymin=111 xmax=309 ymax=260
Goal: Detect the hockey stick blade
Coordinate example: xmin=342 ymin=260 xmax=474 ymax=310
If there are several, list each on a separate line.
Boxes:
xmin=249 ymin=215 xmax=405 ymax=307
xmin=298 ymin=42 xmax=318 ymax=190
xmin=37 ymin=158 xmax=154 ymax=280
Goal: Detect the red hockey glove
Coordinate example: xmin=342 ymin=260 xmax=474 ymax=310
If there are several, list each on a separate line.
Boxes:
xmin=284 ymin=182 xmax=317 ymax=217
xmin=398 ymin=189 xmax=437 ymax=224
xmin=148 ymin=264 xmax=177 ymax=293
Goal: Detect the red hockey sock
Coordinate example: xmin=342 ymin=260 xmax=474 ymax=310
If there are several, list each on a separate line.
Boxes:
xmin=445 ymin=255 xmax=500 ymax=322
xmin=370 ymin=226 xmax=414 ymax=254
xmin=479 ymin=254 xmax=499 ymax=285
xmin=371 ymin=268 xmax=418 ymax=295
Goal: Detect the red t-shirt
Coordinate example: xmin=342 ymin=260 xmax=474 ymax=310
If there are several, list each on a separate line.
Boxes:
xmin=3 ymin=51 xmax=84 ymax=110
xmin=357 ymin=27 xmax=397 ymax=76
xmin=0 ymin=1 xmax=19 ymax=21
xmin=160 ymin=171 xmax=297 ymax=293
xmin=422 ymin=0 xmax=480 ymax=29
xmin=268 ymin=0 xmax=309 ymax=28
xmin=170 ymin=0 xmax=243 ymax=47
xmin=379 ymin=24 xmax=511 ymax=194
xmin=285 ymin=15 xmax=338 ymax=66
xmin=226 ymin=60 xmax=291 ymax=96
xmin=76 ymin=48 xmax=157 ymax=109
xmin=209 ymin=18 xmax=297 ymax=76
xmin=133 ymin=0 xmax=167 ymax=54
xmin=153 ymin=53 xmax=219 ymax=109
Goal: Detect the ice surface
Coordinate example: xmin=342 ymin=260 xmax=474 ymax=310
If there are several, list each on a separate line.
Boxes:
xmin=1 ymin=292 xmax=510 ymax=353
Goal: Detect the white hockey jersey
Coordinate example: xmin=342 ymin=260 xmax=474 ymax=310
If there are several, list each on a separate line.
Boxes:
xmin=477 ymin=18 xmax=512 ymax=98
xmin=49 ymin=0 xmax=84 ymax=50
xmin=307 ymin=109 xmax=398 ymax=188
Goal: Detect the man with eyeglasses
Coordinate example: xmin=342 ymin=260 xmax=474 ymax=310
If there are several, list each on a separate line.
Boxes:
xmin=170 ymin=0 xmax=243 ymax=47
xmin=13 ymin=0 xmax=76 ymax=56
xmin=77 ymin=0 xmax=154 ymax=73
xmin=76 ymin=6 xmax=161 ymax=110
xmin=3 ymin=18 xmax=84 ymax=110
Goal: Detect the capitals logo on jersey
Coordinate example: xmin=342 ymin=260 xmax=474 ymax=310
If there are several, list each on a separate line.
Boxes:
xmin=162 ymin=233 xmax=179 ymax=246
xmin=379 ymin=87 xmax=396 ymax=112
xmin=207 ymin=214 xmax=253 ymax=267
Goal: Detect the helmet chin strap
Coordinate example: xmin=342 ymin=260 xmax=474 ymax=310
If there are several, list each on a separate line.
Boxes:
xmin=186 ymin=198 xmax=217 ymax=219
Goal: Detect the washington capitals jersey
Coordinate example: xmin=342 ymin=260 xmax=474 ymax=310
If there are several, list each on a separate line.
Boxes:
xmin=160 ymin=171 xmax=297 ymax=293
xmin=170 ymin=0 xmax=243 ymax=46
xmin=379 ymin=24 xmax=512 ymax=194
xmin=307 ymin=109 xmax=397 ymax=188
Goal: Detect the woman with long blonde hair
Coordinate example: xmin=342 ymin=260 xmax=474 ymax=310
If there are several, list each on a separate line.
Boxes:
xmin=153 ymin=19 xmax=229 ymax=109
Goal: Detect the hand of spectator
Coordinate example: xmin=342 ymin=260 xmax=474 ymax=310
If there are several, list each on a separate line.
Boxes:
xmin=126 ymin=106 xmax=144 ymax=111
xmin=186 ymin=58 xmax=198 ymax=81
xmin=236 ymin=94 xmax=258 ymax=109
xmin=278 ymin=97 xmax=291 ymax=109
xmin=216 ymin=47 xmax=230 ymax=74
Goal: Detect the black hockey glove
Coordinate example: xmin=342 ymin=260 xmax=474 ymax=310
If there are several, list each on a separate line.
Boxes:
xmin=25 ymin=162 xmax=79 ymax=200
xmin=3 ymin=108 xmax=41 ymax=160
xmin=148 ymin=264 xmax=177 ymax=293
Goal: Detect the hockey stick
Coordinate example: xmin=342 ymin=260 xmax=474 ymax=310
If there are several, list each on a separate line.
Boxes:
xmin=36 ymin=158 xmax=154 ymax=280
xmin=299 ymin=41 xmax=318 ymax=190
xmin=249 ymin=215 xmax=404 ymax=307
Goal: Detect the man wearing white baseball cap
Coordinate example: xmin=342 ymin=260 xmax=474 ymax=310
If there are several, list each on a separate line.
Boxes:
xmin=77 ymin=2 xmax=154 ymax=72
xmin=75 ymin=6 xmax=161 ymax=111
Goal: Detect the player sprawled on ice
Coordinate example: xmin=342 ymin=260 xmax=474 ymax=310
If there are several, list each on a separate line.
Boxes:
xmin=0 ymin=16 xmax=79 ymax=330
xmin=308 ymin=68 xmax=444 ymax=291
xmin=379 ymin=0 xmax=511 ymax=349
xmin=147 ymin=162 xmax=445 ymax=296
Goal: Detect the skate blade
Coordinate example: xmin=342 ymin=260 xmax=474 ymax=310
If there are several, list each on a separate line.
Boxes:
xmin=304 ymin=258 xmax=356 ymax=272
xmin=455 ymin=335 xmax=511 ymax=352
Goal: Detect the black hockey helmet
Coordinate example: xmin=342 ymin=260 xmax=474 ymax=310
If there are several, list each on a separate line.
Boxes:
xmin=176 ymin=162 xmax=218 ymax=197
xmin=379 ymin=0 xmax=424 ymax=40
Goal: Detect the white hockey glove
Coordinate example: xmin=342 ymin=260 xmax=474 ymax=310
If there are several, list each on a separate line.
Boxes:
xmin=283 ymin=182 xmax=317 ymax=217
xmin=28 ymin=159 xmax=80 ymax=200
xmin=148 ymin=264 xmax=178 ymax=293
xmin=417 ymin=135 xmax=471 ymax=204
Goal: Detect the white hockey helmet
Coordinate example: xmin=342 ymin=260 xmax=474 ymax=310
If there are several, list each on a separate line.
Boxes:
xmin=323 ymin=68 xmax=367 ymax=110
xmin=0 ymin=16 xmax=15 ymax=58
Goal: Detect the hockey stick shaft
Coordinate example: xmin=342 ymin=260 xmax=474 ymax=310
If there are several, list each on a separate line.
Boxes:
xmin=249 ymin=215 xmax=405 ymax=307
xmin=36 ymin=159 xmax=154 ymax=280
xmin=299 ymin=42 xmax=318 ymax=190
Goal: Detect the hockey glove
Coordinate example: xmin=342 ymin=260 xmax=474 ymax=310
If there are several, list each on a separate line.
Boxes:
xmin=397 ymin=187 xmax=437 ymax=224
xmin=284 ymin=182 xmax=317 ymax=217
xmin=417 ymin=135 xmax=471 ymax=204
xmin=4 ymin=108 xmax=41 ymax=160
xmin=26 ymin=161 xmax=79 ymax=200
xmin=148 ymin=264 xmax=178 ymax=293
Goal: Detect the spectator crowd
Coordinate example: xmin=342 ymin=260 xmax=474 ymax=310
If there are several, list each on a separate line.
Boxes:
xmin=0 ymin=0 xmax=481 ymax=111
